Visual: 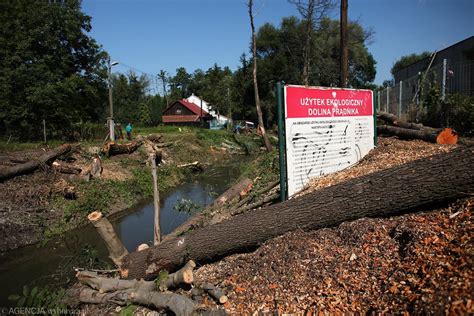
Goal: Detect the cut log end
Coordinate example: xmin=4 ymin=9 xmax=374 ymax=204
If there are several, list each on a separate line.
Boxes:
xmin=87 ymin=211 xmax=103 ymax=223
xmin=219 ymin=295 xmax=229 ymax=304
xmin=182 ymin=270 xmax=193 ymax=284
xmin=137 ymin=244 xmax=150 ymax=252
xmin=120 ymin=269 xmax=129 ymax=279
xmin=436 ymin=128 xmax=458 ymax=145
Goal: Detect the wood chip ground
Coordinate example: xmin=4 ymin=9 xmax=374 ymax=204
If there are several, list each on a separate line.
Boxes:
xmin=194 ymin=137 xmax=472 ymax=314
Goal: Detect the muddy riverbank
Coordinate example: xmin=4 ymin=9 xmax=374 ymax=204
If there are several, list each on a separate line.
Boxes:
xmin=0 ymin=128 xmax=262 ymax=253
xmin=0 ymin=157 xmax=245 ymax=306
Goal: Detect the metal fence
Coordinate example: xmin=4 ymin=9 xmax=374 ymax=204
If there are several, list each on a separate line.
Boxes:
xmin=377 ymin=59 xmax=473 ymax=120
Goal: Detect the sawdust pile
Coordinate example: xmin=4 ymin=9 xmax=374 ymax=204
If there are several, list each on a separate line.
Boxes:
xmin=196 ymin=198 xmax=473 ymax=314
xmin=194 ymin=138 xmax=469 ymax=314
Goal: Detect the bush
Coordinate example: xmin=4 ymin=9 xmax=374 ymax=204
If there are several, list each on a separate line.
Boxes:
xmin=420 ymin=83 xmax=474 ymax=136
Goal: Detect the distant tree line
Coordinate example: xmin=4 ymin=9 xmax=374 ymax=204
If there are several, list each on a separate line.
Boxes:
xmin=0 ymin=0 xmax=107 ymax=140
xmin=0 ymin=0 xmax=376 ymax=140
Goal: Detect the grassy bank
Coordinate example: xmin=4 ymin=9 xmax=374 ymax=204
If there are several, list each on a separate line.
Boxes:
xmin=42 ymin=126 xmax=263 ymax=241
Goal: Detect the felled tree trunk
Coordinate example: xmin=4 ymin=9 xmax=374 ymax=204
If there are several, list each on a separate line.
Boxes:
xmin=79 ymin=288 xmax=196 ymax=315
xmin=213 ymin=177 xmax=252 ymax=206
xmin=377 ymin=112 xmax=434 ymax=131
xmin=120 ymin=146 xmax=474 ymax=279
xmin=377 ymin=112 xmax=458 ymax=144
xmin=377 ymin=125 xmax=458 ymax=144
xmin=77 ymin=269 xmax=197 ymax=315
xmin=88 ymin=211 xmax=128 ymax=266
xmin=101 ymin=141 xmax=142 ymax=157
xmin=52 ymin=161 xmax=82 ymax=174
xmin=0 ymin=144 xmax=72 ymax=181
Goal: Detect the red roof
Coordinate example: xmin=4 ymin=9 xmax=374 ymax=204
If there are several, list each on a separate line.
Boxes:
xmin=163 ymin=99 xmax=210 ymax=117
xmin=162 ymin=115 xmax=200 ymax=123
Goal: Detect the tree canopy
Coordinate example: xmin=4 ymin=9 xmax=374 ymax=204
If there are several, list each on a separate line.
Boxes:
xmin=0 ymin=0 xmax=108 ymax=139
xmin=0 ymin=3 xmax=377 ymax=138
xmin=391 ymin=51 xmax=431 ymax=77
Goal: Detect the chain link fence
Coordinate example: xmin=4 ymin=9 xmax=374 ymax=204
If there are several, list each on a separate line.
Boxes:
xmin=377 ymin=59 xmax=473 ymax=121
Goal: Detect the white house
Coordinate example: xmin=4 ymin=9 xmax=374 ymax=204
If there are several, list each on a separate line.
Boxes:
xmin=186 ymin=93 xmax=229 ymax=126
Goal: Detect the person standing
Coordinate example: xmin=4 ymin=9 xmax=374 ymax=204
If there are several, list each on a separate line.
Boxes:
xmin=126 ymin=122 xmax=133 ymax=140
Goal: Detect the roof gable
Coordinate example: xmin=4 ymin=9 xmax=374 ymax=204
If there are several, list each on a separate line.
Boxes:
xmin=163 ymin=99 xmax=210 ymax=117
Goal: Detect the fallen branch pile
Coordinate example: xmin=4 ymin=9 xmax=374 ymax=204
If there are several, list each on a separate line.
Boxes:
xmin=377 ymin=112 xmax=458 ymax=144
xmin=0 ymin=144 xmax=72 ymax=181
xmin=76 ymin=259 xmax=229 ymax=315
xmin=121 ymin=145 xmax=473 ymax=280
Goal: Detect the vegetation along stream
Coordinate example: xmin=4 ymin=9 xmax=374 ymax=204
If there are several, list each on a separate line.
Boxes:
xmin=0 ymin=161 xmax=243 ymax=306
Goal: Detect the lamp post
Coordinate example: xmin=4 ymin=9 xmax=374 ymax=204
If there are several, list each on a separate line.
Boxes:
xmin=108 ymin=57 xmax=119 ymax=141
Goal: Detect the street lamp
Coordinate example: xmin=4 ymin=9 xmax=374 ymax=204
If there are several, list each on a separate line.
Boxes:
xmin=108 ymin=57 xmax=119 ymax=141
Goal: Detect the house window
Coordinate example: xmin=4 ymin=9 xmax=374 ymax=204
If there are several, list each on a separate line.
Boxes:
xmin=176 ymin=109 xmax=182 ymax=114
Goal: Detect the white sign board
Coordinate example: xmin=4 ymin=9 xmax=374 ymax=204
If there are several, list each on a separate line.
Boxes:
xmin=284 ymin=85 xmax=374 ymax=197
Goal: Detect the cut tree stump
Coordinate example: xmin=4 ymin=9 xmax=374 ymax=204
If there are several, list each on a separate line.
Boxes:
xmin=120 ymin=145 xmax=474 ymax=279
xmin=0 ymin=144 xmax=72 ymax=181
xmin=90 ymin=156 xmax=103 ymax=178
xmin=101 ymin=141 xmax=142 ymax=157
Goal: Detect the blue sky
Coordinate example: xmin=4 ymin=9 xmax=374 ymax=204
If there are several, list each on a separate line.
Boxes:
xmin=82 ymin=0 xmax=473 ymax=87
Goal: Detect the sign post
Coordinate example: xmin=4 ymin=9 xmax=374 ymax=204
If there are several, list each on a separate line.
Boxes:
xmin=283 ymin=85 xmax=374 ymax=197
xmin=276 ymin=82 xmax=287 ymax=202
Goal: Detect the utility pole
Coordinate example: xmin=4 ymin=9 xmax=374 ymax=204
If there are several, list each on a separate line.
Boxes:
xmin=340 ymin=0 xmax=348 ymax=88
xmin=108 ymin=57 xmax=118 ymax=141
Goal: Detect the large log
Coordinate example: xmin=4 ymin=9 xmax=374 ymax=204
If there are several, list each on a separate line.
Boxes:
xmin=377 ymin=112 xmax=436 ymax=132
xmin=377 ymin=112 xmax=458 ymax=144
xmin=0 ymin=144 xmax=72 ymax=181
xmin=121 ymin=146 xmax=474 ymax=280
xmin=101 ymin=141 xmax=142 ymax=156
xmin=377 ymin=125 xmax=458 ymax=144
xmin=52 ymin=161 xmax=82 ymax=174
xmin=88 ymin=211 xmax=128 ymax=266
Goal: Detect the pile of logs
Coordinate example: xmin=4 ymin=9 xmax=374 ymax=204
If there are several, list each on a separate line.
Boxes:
xmin=76 ymin=259 xmax=228 ymax=315
xmin=377 ymin=112 xmax=458 ymax=144
xmin=0 ymin=144 xmax=74 ymax=181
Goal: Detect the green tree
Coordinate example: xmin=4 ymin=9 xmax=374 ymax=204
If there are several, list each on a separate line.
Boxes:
xmin=112 ymin=72 xmax=150 ymax=124
xmin=169 ymin=67 xmax=191 ymax=101
xmin=0 ymin=0 xmax=107 ymax=139
xmin=391 ymin=52 xmax=431 ymax=77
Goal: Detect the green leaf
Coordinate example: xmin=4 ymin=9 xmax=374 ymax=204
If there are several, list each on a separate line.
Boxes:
xmin=30 ymin=286 xmax=38 ymax=298
xmin=120 ymin=304 xmax=137 ymax=316
xmin=8 ymin=294 xmax=20 ymax=301
xmin=17 ymin=296 xmax=26 ymax=307
xmin=22 ymin=285 xmax=29 ymax=297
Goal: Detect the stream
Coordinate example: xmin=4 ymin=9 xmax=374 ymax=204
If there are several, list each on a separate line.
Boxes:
xmin=0 ymin=161 xmax=243 ymax=306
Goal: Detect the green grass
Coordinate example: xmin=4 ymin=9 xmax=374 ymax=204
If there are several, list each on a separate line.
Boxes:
xmin=0 ymin=140 xmax=65 ymax=152
xmin=134 ymin=124 xmax=197 ymax=135
xmin=240 ymin=149 xmax=279 ymax=185
xmin=26 ymin=125 xmax=264 ymax=240
xmin=45 ymin=163 xmax=189 ymax=240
